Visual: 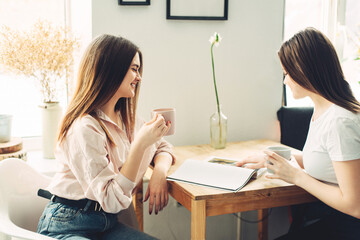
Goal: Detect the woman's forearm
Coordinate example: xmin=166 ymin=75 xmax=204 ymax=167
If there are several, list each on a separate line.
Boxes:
xmin=295 ymin=170 xmax=360 ymax=218
xmin=120 ymin=141 xmax=146 ymax=182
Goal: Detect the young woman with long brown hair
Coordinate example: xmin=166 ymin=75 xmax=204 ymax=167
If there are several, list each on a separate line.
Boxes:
xmin=237 ymin=28 xmax=360 ymax=239
xmin=36 ymin=34 xmax=174 ymax=239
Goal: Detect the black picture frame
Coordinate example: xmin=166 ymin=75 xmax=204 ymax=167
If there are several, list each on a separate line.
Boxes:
xmin=166 ymin=0 xmax=228 ymax=20
xmin=118 ymin=0 xmax=150 ymax=6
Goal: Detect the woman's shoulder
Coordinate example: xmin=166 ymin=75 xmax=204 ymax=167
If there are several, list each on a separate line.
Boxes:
xmin=330 ymin=105 xmax=360 ymax=128
xmin=73 ymin=114 xmax=97 ymax=126
xmin=62 ymin=114 xmax=107 ymax=149
xmin=331 ymin=104 xmax=360 ymax=120
xmin=71 ymin=114 xmax=104 ymax=135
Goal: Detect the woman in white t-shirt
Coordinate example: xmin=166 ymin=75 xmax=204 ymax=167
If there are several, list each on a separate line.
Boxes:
xmin=237 ymin=28 xmax=360 ymax=239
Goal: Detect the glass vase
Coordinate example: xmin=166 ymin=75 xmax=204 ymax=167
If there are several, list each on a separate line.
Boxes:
xmin=210 ymin=105 xmax=227 ymax=149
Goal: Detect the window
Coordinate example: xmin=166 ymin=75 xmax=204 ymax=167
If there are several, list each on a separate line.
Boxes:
xmin=0 ymin=0 xmax=92 ymax=146
xmin=284 ymin=0 xmax=360 ymax=106
xmin=339 ymin=0 xmax=360 ymax=100
xmin=0 ymin=0 xmax=67 ymax=138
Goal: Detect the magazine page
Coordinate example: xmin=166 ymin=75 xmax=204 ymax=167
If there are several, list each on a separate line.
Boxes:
xmin=205 ymin=156 xmax=267 ymax=178
xmin=167 ymin=158 xmax=258 ymax=192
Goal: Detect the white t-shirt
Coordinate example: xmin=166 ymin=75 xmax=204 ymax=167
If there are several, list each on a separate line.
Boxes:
xmin=302 ymin=104 xmax=360 ymax=184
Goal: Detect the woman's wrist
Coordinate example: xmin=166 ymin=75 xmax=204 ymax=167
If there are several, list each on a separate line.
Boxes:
xmin=293 ymin=168 xmax=306 ymax=186
xmin=153 ymin=164 xmax=169 ymax=176
xmin=131 ymin=138 xmax=147 ymax=153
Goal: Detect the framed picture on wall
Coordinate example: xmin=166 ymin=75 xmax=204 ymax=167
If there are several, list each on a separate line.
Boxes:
xmin=118 ymin=0 xmax=150 ymax=6
xmin=166 ymin=0 xmax=228 ymax=20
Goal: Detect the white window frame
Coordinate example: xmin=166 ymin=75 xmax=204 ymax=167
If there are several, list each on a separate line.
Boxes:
xmin=284 ymin=0 xmax=359 ymax=107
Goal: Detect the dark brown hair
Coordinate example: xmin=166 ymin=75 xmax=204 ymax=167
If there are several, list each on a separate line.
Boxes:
xmin=58 ymin=34 xmax=142 ymax=143
xmin=278 ymin=27 xmax=360 ymax=113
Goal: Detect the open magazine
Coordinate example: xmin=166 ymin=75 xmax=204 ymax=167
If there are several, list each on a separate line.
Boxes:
xmin=167 ymin=157 xmax=266 ymax=192
xmin=206 ymin=156 xmax=267 ymax=178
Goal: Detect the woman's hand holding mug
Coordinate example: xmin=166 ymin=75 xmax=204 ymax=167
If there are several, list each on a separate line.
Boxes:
xmin=134 ymin=113 xmax=170 ymax=149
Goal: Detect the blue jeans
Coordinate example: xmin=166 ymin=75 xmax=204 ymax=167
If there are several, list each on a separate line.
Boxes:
xmin=37 ymin=201 xmax=158 ymax=240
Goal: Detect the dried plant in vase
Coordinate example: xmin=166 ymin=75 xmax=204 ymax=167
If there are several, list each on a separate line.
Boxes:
xmin=0 ymin=20 xmax=79 ymax=158
xmin=0 ymin=20 xmax=79 ymax=103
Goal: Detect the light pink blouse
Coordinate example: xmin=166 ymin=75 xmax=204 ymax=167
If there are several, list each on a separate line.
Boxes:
xmin=47 ymin=109 xmax=175 ymax=213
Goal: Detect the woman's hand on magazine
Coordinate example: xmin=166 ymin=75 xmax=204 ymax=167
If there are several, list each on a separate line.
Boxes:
xmin=235 ymin=153 xmax=267 ymax=169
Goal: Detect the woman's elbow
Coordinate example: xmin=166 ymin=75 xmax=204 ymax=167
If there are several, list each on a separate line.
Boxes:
xmin=344 ymin=203 xmax=360 ymax=219
xmin=351 ymin=209 xmax=360 ymax=219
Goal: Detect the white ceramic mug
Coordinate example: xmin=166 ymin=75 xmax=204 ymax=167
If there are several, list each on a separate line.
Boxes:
xmin=151 ymin=108 xmax=176 ymax=136
xmin=266 ymin=146 xmax=291 ymax=174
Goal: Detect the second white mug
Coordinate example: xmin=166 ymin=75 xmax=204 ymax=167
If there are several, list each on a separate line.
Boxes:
xmin=266 ymin=146 xmax=291 ymax=174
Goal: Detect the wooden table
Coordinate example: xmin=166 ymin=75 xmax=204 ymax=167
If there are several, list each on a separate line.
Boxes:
xmin=133 ymin=139 xmax=318 ymax=239
xmin=170 ymin=139 xmax=318 ymax=240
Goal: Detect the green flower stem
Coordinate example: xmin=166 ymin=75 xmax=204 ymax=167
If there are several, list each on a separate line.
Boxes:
xmin=211 ymin=43 xmax=220 ymax=114
xmin=211 ymin=42 xmax=223 ymax=143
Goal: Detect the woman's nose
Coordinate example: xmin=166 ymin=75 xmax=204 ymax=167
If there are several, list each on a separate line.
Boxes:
xmin=283 ymin=75 xmax=288 ymax=85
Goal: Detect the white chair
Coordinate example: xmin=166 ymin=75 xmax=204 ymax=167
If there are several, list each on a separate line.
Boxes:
xmin=0 ymin=158 xmax=55 ymax=240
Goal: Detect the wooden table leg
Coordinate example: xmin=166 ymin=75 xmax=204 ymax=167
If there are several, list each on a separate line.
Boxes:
xmin=133 ymin=179 xmax=144 ymax=231
xmin=191 ymin=199 xmax=206 ymax=240
xmin=258 ymin=209 xmax=268 ymax=240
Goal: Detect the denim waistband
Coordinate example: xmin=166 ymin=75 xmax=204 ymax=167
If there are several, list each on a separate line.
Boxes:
xmin=38 ymin=189 xmax=103 ymax=212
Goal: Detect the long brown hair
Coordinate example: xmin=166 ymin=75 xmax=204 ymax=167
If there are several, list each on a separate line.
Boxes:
xmin=278 ymin=27 xmax=360 ymax=113
xmin=58 ymin=34 xmax=142 ymax=144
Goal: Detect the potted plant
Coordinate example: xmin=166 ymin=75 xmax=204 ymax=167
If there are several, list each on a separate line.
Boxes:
xmin=0 ymin=20 xmax=78 ymax=158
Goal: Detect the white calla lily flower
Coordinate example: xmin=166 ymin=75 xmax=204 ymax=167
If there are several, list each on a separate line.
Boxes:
xmin=209 ymin=32 xmax=222 ymax=47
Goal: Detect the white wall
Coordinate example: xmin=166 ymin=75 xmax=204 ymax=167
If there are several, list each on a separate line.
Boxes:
xmin=89 ymin=1 xmax=286 ymax=239
xmin=91 ymin=0 xmax=285 ymax=147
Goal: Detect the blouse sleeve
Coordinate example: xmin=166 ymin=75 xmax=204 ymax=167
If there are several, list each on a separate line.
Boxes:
xmin=66 ymin=117 xmax=136 ymax=213
xmin=327 ymin=117 xmax=360 ymax=161
xmin=153 ymin=138 xmax=176 ymax=165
